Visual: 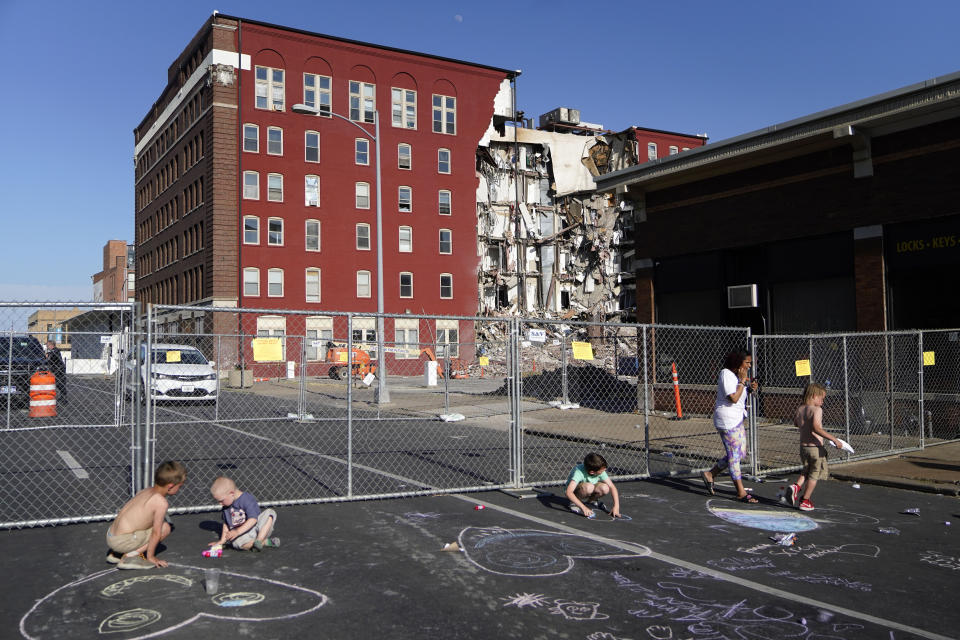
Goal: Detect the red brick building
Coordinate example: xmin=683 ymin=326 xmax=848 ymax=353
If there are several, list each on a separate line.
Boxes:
xmin=134 ymin=13 xmax=515 ymax=371
xmin=631 ymin=126 xmax=707 ymax=162
xmin=92 ymin=240 xmax=135 ymax=303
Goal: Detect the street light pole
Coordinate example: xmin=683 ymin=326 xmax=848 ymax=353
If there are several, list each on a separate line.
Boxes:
xmin=292 ymin=103 xmax=389 ymax=403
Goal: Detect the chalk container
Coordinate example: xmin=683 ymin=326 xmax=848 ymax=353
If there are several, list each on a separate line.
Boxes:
xmin=474 ymin=505 xmax=485 ymax=510
xmin=204 ymin=567 xmax=221 ymax=594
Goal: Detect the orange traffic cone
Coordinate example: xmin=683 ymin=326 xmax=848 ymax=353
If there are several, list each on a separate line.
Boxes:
xmin=29 ymin=370 xmax=57 ymax=418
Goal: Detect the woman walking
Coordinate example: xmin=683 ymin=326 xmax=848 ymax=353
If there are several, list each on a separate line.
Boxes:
xmin=700 ymin=350 xmax=759 ymax=503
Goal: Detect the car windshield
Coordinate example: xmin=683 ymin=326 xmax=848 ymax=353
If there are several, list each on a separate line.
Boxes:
xmin=0 ymin=337 xmax=46 ymax=360
xmin=151 ymin=348 xmax=209 ymax=365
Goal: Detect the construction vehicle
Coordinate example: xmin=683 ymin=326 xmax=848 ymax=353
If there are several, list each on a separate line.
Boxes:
xmin=325 ymin=343 xmax=377 ymax=381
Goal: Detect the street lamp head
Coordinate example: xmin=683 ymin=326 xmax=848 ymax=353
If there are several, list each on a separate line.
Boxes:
xmin=291 ymin=103 xmax=320 ymax=115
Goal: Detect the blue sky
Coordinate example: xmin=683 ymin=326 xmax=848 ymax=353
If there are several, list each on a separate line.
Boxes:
xmin=1 ymin=0 xmax=958 ymax=301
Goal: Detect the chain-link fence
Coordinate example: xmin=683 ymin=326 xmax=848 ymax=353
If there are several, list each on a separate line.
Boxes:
xmin=3 ymin=297 xmax=956 ymax=530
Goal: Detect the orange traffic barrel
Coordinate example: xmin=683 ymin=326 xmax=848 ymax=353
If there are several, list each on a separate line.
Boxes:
xmin=29 ymin=370 xmax=57 ymax=418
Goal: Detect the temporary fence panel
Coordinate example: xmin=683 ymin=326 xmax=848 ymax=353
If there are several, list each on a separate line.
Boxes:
xmin=920 ymin=328 xmax=960 ymax=442
xmin=0 ymin=302 xmax=137 ymax=529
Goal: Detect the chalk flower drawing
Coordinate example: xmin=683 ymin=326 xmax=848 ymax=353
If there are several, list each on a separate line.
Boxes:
xmin=500 ymin=592 xmax=552 ymax=608
xmin=457 ymin=526 xmax=648 ymax=577
xmin=548 ymin=599 xmax=608 ymax=620
xmin=20 ymin=564 xmax=328 ymax=639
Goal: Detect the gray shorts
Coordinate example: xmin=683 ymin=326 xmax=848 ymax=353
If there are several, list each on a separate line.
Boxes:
xmin=231 ymin=509 xmax=277 ymax=549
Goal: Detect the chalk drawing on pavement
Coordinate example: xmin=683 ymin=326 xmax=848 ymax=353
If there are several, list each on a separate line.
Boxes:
xmin=98 ymin=609 xmax=160 ymax=634
xmin=707 ymin=499 xmax=818 ymax=532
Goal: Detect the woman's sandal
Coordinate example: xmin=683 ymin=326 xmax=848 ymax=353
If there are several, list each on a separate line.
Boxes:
xmin=737 ymin=493 xmax=759 ymax=504
xmin=700 ymin=472 xmax=715 ymax=496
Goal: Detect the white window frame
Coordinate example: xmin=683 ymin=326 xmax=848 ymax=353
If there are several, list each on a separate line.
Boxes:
xmin=438 ymin=228 xmax=452 ymax=254
xmin=399 ymin=272 xmax=413 ymax=299
xmin=668 ymin=145 xmax=679 ymax=155
xmin=243 ymin=171 xmax=259 ymax=200
xmin=243 ymin=215 xmax=259 ymax=245
xmin=437 ymin=148 xmax=451 ymax=174
xmin=398 ymin=143 xmax=412 ymax=170
xmin=356 ymin=182 xmax=370 ymax=209
xmin=303 ymin=73 xmax=331 ymax=116
xmin=440 ymin=273 xmax=453 ymax=299
xmin=398 ymin=186 xmax=412 ymax=213
xmin=391 ymin=87 xmax=417 ymax=129
xmin=432 ymin=94 xmax=456 ymax=135
xmin=305 ymin=219 xmax=320 ymax=252
xmin=267 ymin=217 xmax=284 ymax=246
xmin=255 ymin=66 xmax=285 ymax=111
xmin=267 ymin=173 xmax=283 ymax=202
xmin=356 ymin=223 xmax=371 ymax=250
xmin=243 ymin=124 xmax=259 ymax=152
xmin=398 ymin=226 xmax=412 ymax=253
xmin=305 ymin=268 xmax=321 ymax=303
xmin=243 ymin=267 xmax=260 ymax=296
xmin=438 ymin=190 xmax=451 ymax=215
xmin=647 ymin=142 xmax=657 ymax=160
xmin=306 ymin=316 xmax=333 ymax=360
xmin=267 ymin=268 xmax=284 ymax=297
xmin=394 ymin=318 xmax=419 ymax=359
xmin=349 ymin=80 xmax=376 ymax=124
xmin=436 ymin=318 xmax=459 ymax=357
xmin=256 ymin=315 xmax=286 ymax=359
xmin=355 ymin=138 xmax=369 ymax=165
xmin=267 ymin=126 xmax=283 ymax=155
xmin=357 ymin=270 xmax=371 ymax=298
xmin=351 ymin=317 xmax=377 ymax=347
xmin=305 ymin=131 xmax=320 ymax=163
xmin=305 ymin=175 xmax=320 ymax=207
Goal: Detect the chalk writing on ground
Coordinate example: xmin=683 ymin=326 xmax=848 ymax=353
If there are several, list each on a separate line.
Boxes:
xmin=458 ymin=526 xmax=648 ymax=577
xmin=737 ymin=542 xmax=881 ymax=560
xmin=766 ymin=570 xmax=871 ymax=592
xmin=706 ymin=556 xmax=775 ymax=572
xmin=20 ymin=565 xmax=328 ymax=639
xmin=920 ymin=550 xmax=960 ymax=571
xmin=550 ymin=600 xmax=609 ymax=621
xmin=401 ymin=511 xmax=442 ymax=521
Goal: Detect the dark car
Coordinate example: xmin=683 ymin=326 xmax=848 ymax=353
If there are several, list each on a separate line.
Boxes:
xmin=0 ymin=335 xmax=50 ymax=404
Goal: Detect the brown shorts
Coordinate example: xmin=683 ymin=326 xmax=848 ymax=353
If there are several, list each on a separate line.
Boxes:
xmin=800 ymin=444 xmax=829 ymax=481
xmin=106 ymin=527 xmax=152 ymax=554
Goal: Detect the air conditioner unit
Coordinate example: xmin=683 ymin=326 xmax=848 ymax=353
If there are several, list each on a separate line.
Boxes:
xmin=727 ymin=284 xmax=759 ymax=309
xmin=538 ymin=107 xmax=582 ymax=128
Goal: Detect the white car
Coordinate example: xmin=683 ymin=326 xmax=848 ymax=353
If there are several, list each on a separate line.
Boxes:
xmin=127 ymin=343 xmax=218 ymax=403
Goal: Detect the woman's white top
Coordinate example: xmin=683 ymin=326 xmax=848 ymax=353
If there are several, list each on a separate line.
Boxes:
xmin=713 ymin=368 xmax=747 ymax=430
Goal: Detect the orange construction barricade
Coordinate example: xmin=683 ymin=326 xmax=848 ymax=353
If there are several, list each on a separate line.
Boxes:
xmin=29 ymin=370 xmax=57 ymax=418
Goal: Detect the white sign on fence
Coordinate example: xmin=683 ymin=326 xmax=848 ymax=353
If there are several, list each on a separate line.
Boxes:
xmin=528 ymin=329 xmax=546 ymax=342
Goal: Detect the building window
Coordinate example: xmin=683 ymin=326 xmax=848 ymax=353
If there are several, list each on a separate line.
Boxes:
xmin=438 ymin=190 xmax=451 ymax=215
xmin=351 ymin=319 xmax=377 ymax=346
xmin=267 ymin=268 xmax=284 ymax=297
xmin=243 ymin=267 xmax=260 ymax=296
xmin=647 ymin=142 xmax=657 ymax=160
xmin=436 ymin=319 xmax=458 ymax=357
xmin=303 ymin=73 xmax=331 ymax=116
xmin=437 ymin=148 xmax=450 ymax=173
xmin=668 ymin=145 xmax=679 ymax=155
xmin=394 ymin=318 xmax=419 ymax=359
xmin=267 ymin=127 xmax=283 ymax=155
xmin=305 ymin=219 xmax=320 ymax=252
xmin=267 ymin=217 xmax=283 ymax=246
xmin=267 ymin=173 xmax=283 ymax=202
xmin=305 ymin=175 xmax=319 ymax=207
xmin=357 ymin=270 xmax=371 ymax=298
xmin=432 ymin=94 xmax=456 ymax=134
xmin=398 ymin=143 xmax=411 ymax=170
xmin=399 ymin=226 xmax=412 ymax=252
xmin=256 ymin=316 xmax=286 ymax=359
xmin=356 ymin=223 xmax=370 ymax=250
xmin=398 ymin=186 xmax=412 ymax=212
xmin=305 ymin=131 xmax=320 ymax=163
xmin=306 ymin=316 xmax=333 ymax=360
xmin=391 ymin=88 xmax=416 ymax=129
xmin=349 ymin=81 xmax=375 ymax=124
xmin=399 ymin=272 xmax=413 ymax=298
xmin=439 ymin=228 xmax=452 ymax=254
xmin=255 ymin=66 xmax=284 ymax=111
xmin=243 ymin=124 xmax=259 ymax=152
xmin=682 ymin=147 xmax=690 ymax=151
xmin=243 ymin=171 xmax=259 ymax=199
xmin=243 ymin=216 xmax=259 ymax=244
xmin=440 ymin=273 xmax=453 ymax=299
xmin=355 ymin=138 xmax=369 ymax=165
xmin=356 ymin=182 xmax=370 ymax=209
xmin=305 ymin=268 xmax=321 ymax=303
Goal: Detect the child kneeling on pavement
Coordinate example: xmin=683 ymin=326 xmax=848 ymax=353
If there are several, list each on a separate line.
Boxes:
xmin=210 ymin=476 xmax=279 ymax=551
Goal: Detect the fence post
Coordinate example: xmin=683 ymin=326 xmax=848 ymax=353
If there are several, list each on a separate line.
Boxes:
xmin=215 ymin=335 xmax=221 ymax=422
xmin=299 ymin=332 xmax=307 ymax=421
xmin=141 ymin=304 xmax=155 ymax=493
xmin=509 ymin=317 xmax=523 ymax=488
xmin=561 ymin=332 xmax=569 ymax=405
xmin=642 ymin=325 xmax=650 ymax=475
xmin=918 ymin=331 xmax=925 ymax=447
xmin=346 ymin=314 xmax=353 ymax=497
xmin=843 ymin=336 xmax=850 ymax=444
xmin=748 ymin=331 xmax=758 ymax=477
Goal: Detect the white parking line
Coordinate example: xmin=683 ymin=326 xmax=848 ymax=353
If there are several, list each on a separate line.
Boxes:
xmin=56 ymin=450 xmax=90 ymax=479
xmin=455 ymin=494 xmax=953 ymax=640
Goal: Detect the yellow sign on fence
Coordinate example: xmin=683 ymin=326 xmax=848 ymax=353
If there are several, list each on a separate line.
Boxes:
xmin=165 ymin=350 xmax=181 ymax=363
xmin=252 ymin=338 xmax=283 ymax=362
xmin=478 ymin=356 xmax=489 ymax=366
xmin=572 ymin=341 xmax=594 ymax=360
xmin=923 ymin=351 xmax=936 ymax=366
xmin=795 ymin=359 xmax=811 ymax=377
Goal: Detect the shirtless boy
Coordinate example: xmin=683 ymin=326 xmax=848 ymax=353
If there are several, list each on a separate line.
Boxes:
xmin=105 ymin=461 xmax=186 ymax=569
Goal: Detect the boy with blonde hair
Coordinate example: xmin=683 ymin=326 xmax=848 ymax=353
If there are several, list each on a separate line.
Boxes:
xmin=788 ymin=383 xmax=843 ymax=512
xmin=106 ymin=461 xmax=186 ymax=569
xmin=210 ymin=476 xmax=279 ymax=551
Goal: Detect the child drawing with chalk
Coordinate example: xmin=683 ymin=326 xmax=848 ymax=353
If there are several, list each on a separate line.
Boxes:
xmin=787 ymin=383 xmax=843 ymax=512
xmin=565 ymin=452 xmax=621 ymax=518
xmin=106 ymin=460 xmax=186 ymax=569
xmin=210 ymin=476 xmax=280 ymax=551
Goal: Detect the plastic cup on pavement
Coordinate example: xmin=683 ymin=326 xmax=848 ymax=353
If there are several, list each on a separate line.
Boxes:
xmin=204 ymin=568 xmax=221 ymax=594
